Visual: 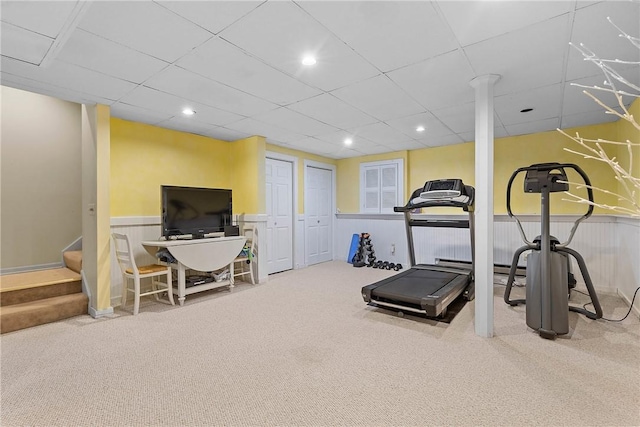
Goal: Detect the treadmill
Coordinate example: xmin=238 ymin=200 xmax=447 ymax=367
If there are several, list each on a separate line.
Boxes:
xmin=362 ymin=179 xmax=475 ymax=318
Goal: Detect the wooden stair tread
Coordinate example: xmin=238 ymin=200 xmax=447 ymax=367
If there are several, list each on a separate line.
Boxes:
xmin=0 ymin=268 xmax=81 ymax=293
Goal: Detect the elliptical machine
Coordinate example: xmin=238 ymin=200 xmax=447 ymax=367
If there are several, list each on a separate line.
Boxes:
xmin=504 ymin=163 xmax=602 ymax=339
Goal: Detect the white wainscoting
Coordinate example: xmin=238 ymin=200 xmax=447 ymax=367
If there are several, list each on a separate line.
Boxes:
xmin=110 ymin=215 xmax=267 ymax=307
xmin=335 ymin=214 xmax=620 ymax=293
xmin=616 ymin=217 xmax=640 ymax=315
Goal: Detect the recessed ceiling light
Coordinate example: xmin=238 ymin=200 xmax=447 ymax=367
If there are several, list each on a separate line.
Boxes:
xmin=344 ymin=138 xmax=353 ymax=146
xmin=416 ymin=125 xmax=425 ymax=132
xmin=520 ymin=108 xmax=534 ymax=113
xmin=182 ymin=108 xmax=196 ymax=116
xmin=302 ymin=55 xmax=316 ymax=66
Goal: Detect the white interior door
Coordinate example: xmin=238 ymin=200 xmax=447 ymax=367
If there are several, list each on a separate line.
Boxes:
xmin=306 ymin=165 xmax=333 ymax=266
xmin=266 ymin=158 xmax=293 ymax=274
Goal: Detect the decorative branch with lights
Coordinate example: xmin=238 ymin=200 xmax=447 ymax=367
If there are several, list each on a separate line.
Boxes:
xmin=557 ymin=17 xmax=640 ymax=217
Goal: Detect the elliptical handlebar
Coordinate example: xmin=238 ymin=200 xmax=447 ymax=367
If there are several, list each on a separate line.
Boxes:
xmin=505 ymin=163 xmax=594 ymax=248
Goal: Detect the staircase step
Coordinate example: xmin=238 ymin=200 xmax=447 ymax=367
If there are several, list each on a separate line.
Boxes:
xmin=0 ymin=293 xmax=89 ymax=334
xmin=0 ymin=268 xmax=82 ymax=307
xmin=63 ymin=250 xmax=82 ymax=274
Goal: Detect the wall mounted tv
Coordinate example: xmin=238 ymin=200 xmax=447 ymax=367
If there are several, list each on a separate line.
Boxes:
xmin=161 ymin=186 xmax=232 ymax=239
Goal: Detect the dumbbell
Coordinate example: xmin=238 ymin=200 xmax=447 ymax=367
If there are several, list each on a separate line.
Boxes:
xmin=387 ymin=263 xmax=395 ymax=270
xmin=373 ymin=260 xmax=383 ymax=269
xmin=393 ymin=264 xmax=403 ymax=271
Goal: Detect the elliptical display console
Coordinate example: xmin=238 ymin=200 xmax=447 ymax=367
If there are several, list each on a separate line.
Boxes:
xmin=503 ymin=163 xmax=602 ymax=339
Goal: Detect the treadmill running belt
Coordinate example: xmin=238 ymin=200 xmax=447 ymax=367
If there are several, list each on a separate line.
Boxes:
xmin=371 ymin=269 xmax=459 ymax=306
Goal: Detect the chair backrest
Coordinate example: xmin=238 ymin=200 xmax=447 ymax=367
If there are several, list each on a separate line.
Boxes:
xmin=111 ymin=233 xmax=138 ymax=276
xmin=243 ymin=225 xmax=256 ymax=254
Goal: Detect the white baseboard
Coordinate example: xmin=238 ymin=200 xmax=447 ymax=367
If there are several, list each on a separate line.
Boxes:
xmin=89 ymin=306 xmax=114 ymax=318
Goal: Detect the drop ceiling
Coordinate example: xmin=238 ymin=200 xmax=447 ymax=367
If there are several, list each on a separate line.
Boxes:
xmin=1 ymin=1 xmax=638 ymax=159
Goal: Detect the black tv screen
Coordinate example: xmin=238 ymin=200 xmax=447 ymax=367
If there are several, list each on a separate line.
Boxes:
xmin=161 ymin=186 xmax=232 ymax=238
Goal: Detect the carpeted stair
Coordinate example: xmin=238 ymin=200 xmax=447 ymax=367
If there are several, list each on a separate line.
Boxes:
xmin=0 ymin=252 xmax=88 ymax=334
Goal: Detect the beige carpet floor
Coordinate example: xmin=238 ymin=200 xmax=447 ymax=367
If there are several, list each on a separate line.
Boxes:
xmin=1 ymin=261 xmax=638 ymax=426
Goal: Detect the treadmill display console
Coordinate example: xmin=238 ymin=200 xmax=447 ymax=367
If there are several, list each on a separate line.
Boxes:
xmin=420 ymin=179 xmax=463 ymax=200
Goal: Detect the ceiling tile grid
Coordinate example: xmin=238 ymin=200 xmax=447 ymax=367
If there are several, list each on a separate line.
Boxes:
xmin=0 ymin=0 xmax=637 ymax=159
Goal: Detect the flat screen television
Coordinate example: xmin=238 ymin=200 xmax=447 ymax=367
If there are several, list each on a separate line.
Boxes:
xmin=161 ymin=185 xmax=232 ymax=239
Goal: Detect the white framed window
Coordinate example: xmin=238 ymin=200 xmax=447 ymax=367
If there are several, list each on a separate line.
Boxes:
xmin=360 ymin=159 xmax=404 ymax=214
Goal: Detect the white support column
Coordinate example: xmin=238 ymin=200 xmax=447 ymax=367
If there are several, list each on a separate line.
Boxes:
xmin=470 ymin=74 xmax=501 ymax=338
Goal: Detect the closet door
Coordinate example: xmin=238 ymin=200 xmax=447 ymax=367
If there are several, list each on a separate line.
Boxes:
xmin=266 ymin=158 xmax=293 ymax=274
xmin=305 ymin=165 xmax=333 ymax=266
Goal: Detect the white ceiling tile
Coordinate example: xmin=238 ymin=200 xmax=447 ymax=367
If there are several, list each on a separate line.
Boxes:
xmin=78 ymin=2 xmax=213 ymax=62
xmin=314 ymin=129 xmax=364 ymax=146
xmin=352 ymin=143 xmax=398 ymax=156
xmin=560 ymin=107 xmax=622 ymax=130
xmin=287 ymin=93 xmax=377 ymax=129
xmin=566 ymin=1 xmax=640 ymax=81
xmin=387 ymin=50 xmax=476 ymax=110
xmin=494 ymin=84 xmax=563 ymax=126
xmin=562 ymin=72 xmax=637 ymax=117
xmin=156 ymin=1 xmax=264 ymax=35
xmin=0 ymin=22 xmax=52 ymax=65
xmin=144 ymin=65 xmax=277 ymax=117
xmin=505 ymin=117 xmax=561 ymax=137
xmin=385 ymin=140 xmax=430 ymax=151
xmin=219 ymin=1 xmax=380 ymax=91
xmin=0 ymin=72 xmax=112 ymax=106
xmin=416 ymin=133 xmax=465 ymax=147
xmin=332 ymin=75 xmax=424 ymax=121
xmin=332 ymin=147 xmax=364 ymax=159
xmin=252 ymin=107 xmax=337 ymax=137
xmin=155 ymin=116 xmax=221 ymax=137
xmin=177 ymin=37 xmax=320 ymax=105
xmin=56 ymin=29 xmax=169 ymax=84
xmin=224 ymin=117 xmax=304 ymax=144
xmin=110 ymin=102 xmax=172 ymax=126
xmin=118 ymin=86 xmax=244 ymax=126
xmin=287 ymin=137 xmax=341 ymax=156
xmin=0 ymin=1 xmax=78 ymax=38
xmin=1 ymin=56 xmax=136 ymax=101
xmin=464 ymin=15 xmax=570 ymax=96
xmin=385 ymin=112 xmax=454 ymax=138
xmin=347 ymin=122 xmax=414 ymax=145
xmin=207 ymin=127 xmax=251 ymax=142
xmin=431 ymin=103 xmax=476 ymax=133
xmin=299 ymin=1 xmax=457 ymax=72
xmin=437 ymin=1 xmax=573 ymax=46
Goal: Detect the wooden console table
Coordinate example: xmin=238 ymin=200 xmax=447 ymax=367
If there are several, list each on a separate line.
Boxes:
xmin=141 ymin=236 xmax=246 ymax=306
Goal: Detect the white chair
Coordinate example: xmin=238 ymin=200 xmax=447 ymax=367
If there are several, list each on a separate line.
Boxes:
xmin=112 ymin=233 xmax=175 ymax=315
xmin=232 ymin=225 xmax=256 ymax=285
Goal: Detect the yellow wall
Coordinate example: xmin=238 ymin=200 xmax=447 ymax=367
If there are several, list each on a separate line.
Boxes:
xmin=110 ymin=118 xmax=233 ymax=216
xmin=336 ymin=151 xmax=408 ymax=213
xmin=615 ymin=98 xmax=640 ymax=212
xmin=336 ymin=122 xmax=622 ymax=215
xmin=266 ymin=144 xmax=337 ymax=213
xmin=231 ymin=136 xmax=266 ymax=214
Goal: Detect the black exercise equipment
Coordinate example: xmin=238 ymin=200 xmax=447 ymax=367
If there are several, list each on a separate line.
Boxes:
xmin=362 ymin=179 xmax=475 ymax=318
xmin=504 ymin=163 xmax=602 ymax=339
